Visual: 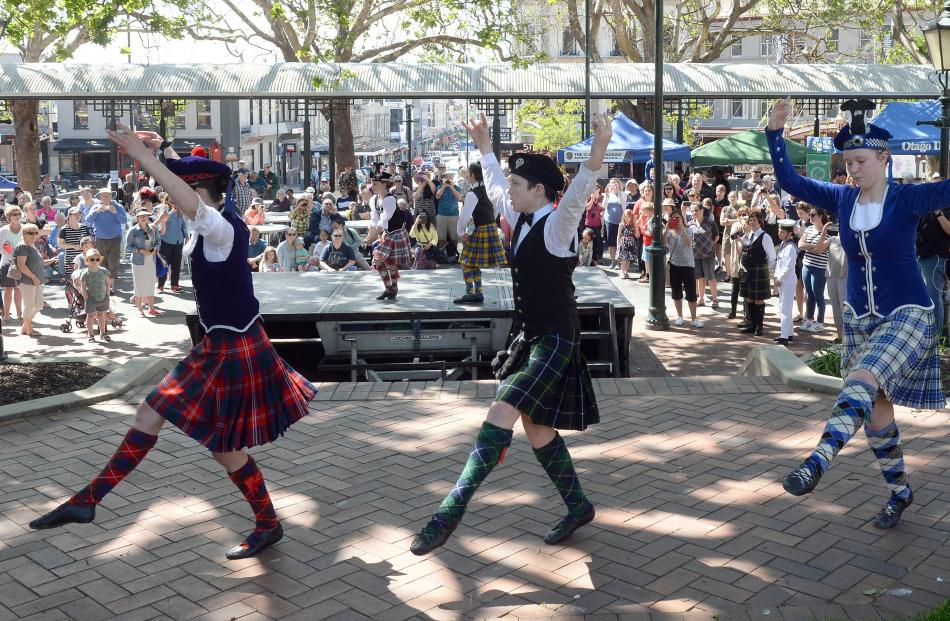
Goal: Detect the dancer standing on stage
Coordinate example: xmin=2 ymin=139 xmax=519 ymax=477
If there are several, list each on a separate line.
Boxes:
xmin=410 ymin=113 xmax=611 ymax=556
xmin=29 ymin=125 xmax=317 ymax=559
xmin=769 ymin=98 xmax=947 ymax=528
xmin=454 ymin=162 xmax=507 ymax=304
xmin=366 ymin=172 xmax=411 ymax=300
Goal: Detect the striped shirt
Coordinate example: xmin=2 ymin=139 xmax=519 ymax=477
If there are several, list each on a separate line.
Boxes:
xmin=58 ymin=223 xmax=91 ymax=276
xmin=802 ymin=225 xmax=829 ymax=271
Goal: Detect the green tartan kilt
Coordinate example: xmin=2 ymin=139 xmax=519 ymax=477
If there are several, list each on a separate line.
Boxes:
xmin=496 ymin=332 xmax=599 ymax=431
xmin=739 ymin=264 xmax=771 ymax=300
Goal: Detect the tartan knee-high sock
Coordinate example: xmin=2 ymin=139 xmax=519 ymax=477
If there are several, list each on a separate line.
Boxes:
xmin=69 ymin=428 xmax=158 ymax=506
xmin=472 ymin=268 xmax=483 ymax=295
xmin=431 ymin=422 xmax=512 ymax=527
xmin=865 ymin=421 xmax=912 ymax=500
xmin=462 ymin=268 xmax=476 ymax=294
xmin=229 ymin=456 xmax=279 ymax=532
xmin=534 ymin=432 xmax=591 ymax=517
xmin=807 ymin=378 xmax=877 ymax=474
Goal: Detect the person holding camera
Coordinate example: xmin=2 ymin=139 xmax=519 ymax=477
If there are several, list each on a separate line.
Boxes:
xmin=413 ymin=169 xmax=437 ymax=227
xmin=435 ymin=172 xmax=463 ymax=258
xmin=665 ymin=208 xmax=702 ymax=328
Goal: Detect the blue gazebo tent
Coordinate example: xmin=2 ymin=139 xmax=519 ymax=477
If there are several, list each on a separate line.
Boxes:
xmin=0 ymin=176 xmax=15 ymax=190
xmin=556 ymin=112 xmax=690 ymax=164
xmin=870 ymin=100 xmax=942 ymax=155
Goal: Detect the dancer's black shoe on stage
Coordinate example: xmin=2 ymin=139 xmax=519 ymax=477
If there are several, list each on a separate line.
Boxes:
xmin=376 ymin=290 xmax=397 ymax=301
xmin=453 ymin=293 xmax=484 ymax=304
xmin=29 ymin=502 xmax=95 ymax=530
xmin=226 ymin=523 xmax=284 ymax=560
xmin=782 ymin=460 xmax=821 ymax=496
xmin=544 ymin=502 xmax=595 ymax=545
xmin=410 ymin=516 xmax=457 ymax=556
xmin=873 ymin=491 xmax=913 ymax=529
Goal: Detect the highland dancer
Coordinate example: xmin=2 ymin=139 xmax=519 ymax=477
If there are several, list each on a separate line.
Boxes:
xmin=454 ymin=162 xmax=507 ymax=304
xmin=769 ymin=98 xmax=948 ymax=528
xmin=410 ymin=113 xmax=612 ymax=556
xmin=29 ymin=126 xmax=317 ymax=559
xmin=366 ymin=172 xmax=411 ymax=300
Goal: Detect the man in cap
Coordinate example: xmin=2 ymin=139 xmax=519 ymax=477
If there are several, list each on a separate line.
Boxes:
xmin=85 ymin=187 xmax=127 ymax=283
xmin=29 ymin=124 xmax=317 ymax=561
xmin=410 ymin=112 xmax=612 ymax=556
xmin=742 ymin=167 xmax=764 ymax=203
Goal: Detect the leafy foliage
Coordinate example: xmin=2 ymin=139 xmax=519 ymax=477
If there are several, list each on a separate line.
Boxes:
xmin=515 ymin=100 xmax=582 ymax=153
xmin=807 ymin=347 xmax=842 ymax=378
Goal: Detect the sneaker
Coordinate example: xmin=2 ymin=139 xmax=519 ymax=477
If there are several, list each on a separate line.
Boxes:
xmin=809 ymin=322 xmax=825 ymax=333
xmin=783 ymin=460 xmax=822 ymax=496
xmin=673 ymin=317 xmax=684 ymax=326
xmin=691 ymin=319 xmax=704 ymax=328
xmin=873 ymin=491 xmax=914 ymax=529
xmin=147 ymin=307 xmax=162 ymax=316
xmin=156 ymin=287 xmax=164 ymax=294
xmin=799 ymin=319 xmax=813 ymax=331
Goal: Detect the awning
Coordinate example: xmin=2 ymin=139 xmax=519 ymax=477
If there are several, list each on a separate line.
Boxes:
xmin=53 ymin=138 xmax=112 ymax=152
xmin=690 ymin=129 xmax=816 ymax=167
xmin=557 ymin=112 xmax=690 ymax=164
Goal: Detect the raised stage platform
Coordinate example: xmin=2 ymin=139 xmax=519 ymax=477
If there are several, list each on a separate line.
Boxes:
xmin=186 ymin=268 xmax=634 ymax=380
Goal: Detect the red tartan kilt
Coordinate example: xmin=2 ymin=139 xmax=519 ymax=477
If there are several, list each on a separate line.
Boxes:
xmin=144 ymin=321 xmax=317 ymax=452
xmin=373 ymin=228 xmax=412 ymax=267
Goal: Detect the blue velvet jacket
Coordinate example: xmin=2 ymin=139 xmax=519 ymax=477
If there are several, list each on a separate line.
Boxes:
xmin=767 ymin=128 xmax=950 ymax=319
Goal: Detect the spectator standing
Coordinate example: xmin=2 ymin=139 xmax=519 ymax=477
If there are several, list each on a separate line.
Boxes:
xmin=742 ymin=167 xmax=763 ymax=203
xmin=122 ymin=173 xmax=137 ymax=208
xmin=689 ymin=203 xmax=719 ymax=309
xmin=260 ymin=164 xmax=279 ymax=200
xmin=157 ymin=196 xmax=189 ymax=294
xmin=435 ymin=171 xmax=462 ymax=258
xmin=13 ymin=223 xmax=56 ymax=336
xmin=288 ymin=198 xmax=313 ymax=248
xmin=720 ymin=191 xmax=740 ymax=278
xmin=37 ymin=196 xmax=57 ymax=222
xmin=85 ymin=189 xmax=127 ymax=285
xmin=616 ymin=208 xmax=638 ymax=279
xmin=413 ymin=170 xmax=437 ymax=225
xmin=726 ymin=208 xmax=748 ymax=319
xmin=798 ymin=208 xmax=831 ymax=333
xmin=59 ymin=207 xmax=91 ymax=280
xmin=603 ymin=179 xmax=624 ymax=269
xmin=127 ymin=208 xmax=163 ymax=318
xmin=665 ymin=209 xmax=701 ymax=328
xmin=39 ymin=174 xmax=57 ymax=200
xmin=773 ymin=220 xmax=799 ymax=346
xmin=337 ymin=164 xmax=358 ymax=198
xmin=826 ymin=223 xmax=848 ymax=343
xmin=637 ymin=202 xmax=654 ymax=283
xmin=78 ymin=247 xmax=113 ymax=341
xmin=0 ymin=205 xmax=23 ymax=321
xmin=47 ymin=211 xmax=66 ymax=280
xmin=584 ymin=186 xmax=604 ymax=266
xmin=233 ymin=172 xmax=254 ymax=215
xmin=455 ymin=166 xmax=472 ymax=197
xmin=78 ymin=186 xmax=98 ymax=222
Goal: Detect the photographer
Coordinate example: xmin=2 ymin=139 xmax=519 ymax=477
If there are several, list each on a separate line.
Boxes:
xmin=413 ymin=170 xmax=437 ymax=227
xmin=665 ymin=208 xmax=702 ymax=328
xmin=436 ymin=172 xmax=463 ymax=258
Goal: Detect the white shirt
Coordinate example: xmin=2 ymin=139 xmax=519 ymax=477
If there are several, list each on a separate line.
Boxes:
xmin=744 ymin=229 xmax=777 ymax=269
xmin=481 ymin=152 xmax=596 ymax=258
xmin=370 ymin=194 xmax=397 ymax=229
xmin=183 ymin=198 xmax=234 ymax=262
xmin=851 ymin=200 xmax=885 ymax=232
xmin=774 ymin=240 xmax=797 ymax=283
xmin=457 ymin=188 xmax=481 ymax=238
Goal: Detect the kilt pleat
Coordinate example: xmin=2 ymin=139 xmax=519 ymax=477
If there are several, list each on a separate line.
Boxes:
xmin=842 ymin=306 xmax=944 ymax=410
xmin=145 ymin=321 xmax=317 ymax=452
xmin=740 ymin=264 xmax=771 ymax=300
xmin=496 ymin=333 xmax=599 ymax=430
xmin=459 ymin=224 xmax=507 ymax=268
xmin=373 ymin=228 xmax=412 ymax=267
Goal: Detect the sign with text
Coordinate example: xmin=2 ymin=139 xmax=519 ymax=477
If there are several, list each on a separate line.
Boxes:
xmin=562 ymin=150 xmax=627 ymax=163
xmin=806 ymin=153 xmax=831 ymax=181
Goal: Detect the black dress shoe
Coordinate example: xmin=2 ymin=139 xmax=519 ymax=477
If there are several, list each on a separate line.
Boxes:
xmin=739 ymin=325 xmax=756 ymax=333
xmin=544 ymin=503 xmax=595 ymax=545
xmin=727 ymin=311 xmax=737 ymax=319
xmin=873 ymin=491 xmax=914 ymax=529
xmin=226 ymin=523 xmax=283 ymax=560
xmin=29 ymin=502 xmax=95 ymax=530
xmin=774 ymin=337 xmax=790 ymax=347
xmin=453 ymin=293 xmax=484 ymax=304
xmin=754 ymin=325 xmax=764 ymax=336
xmin=410 ymin=518 xmax=457 ymax=556
xmin=783 ymin=461 xmax=822 ymax=496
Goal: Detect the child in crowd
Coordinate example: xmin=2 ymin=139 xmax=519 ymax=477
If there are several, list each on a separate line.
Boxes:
xmin=293 ymin=238 xmax=309 ymax=272
xmin=637 ymin=203 xmax=655 ymax=283
xmin=773 ymin=219 xmax=799 ymax=347
xmin=78 ymin=248 xmax=112 ymax=343
xmin=71 ymin=236 xmax=94 ymax=286
xmin=578 ymin=228 xmax=594 ymax=267
xmin=616 ymin=208 xmax=638 ymax=279
xmin=260 ymin=246 xmax=281 ymax=272
xmin=312 ymin=229 xmax=329 ymax=264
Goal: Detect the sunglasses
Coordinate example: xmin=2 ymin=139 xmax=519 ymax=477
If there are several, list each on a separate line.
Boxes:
xmin=332 ymin=234 xmax=343 ymax=238
xmin=287 ymin=233 xmax=297 ymax=236
xmin=24 ymin=231 xmax=39 ymax=236
xmin=809 ymin=213 xmax=819 ymax=217
xmin=86 ymin=257 xmax=101 ymax=262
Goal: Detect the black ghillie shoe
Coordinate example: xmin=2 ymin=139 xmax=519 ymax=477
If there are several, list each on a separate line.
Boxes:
xmin=774 ymin=337 xmax=790 ymax=347
xmin=873 ymin=491 xmax=914 ymax=529
xmin=544 ymin=502 xmax=595 ymax=545
xmin=453 ymin=293 xmax=484 ymax=304
xmin=783 ymin=460 xmax=822 ymax=496
xmin=410 ymin=516 xmax=457 ymax=556
xmin=226 ymin=523 xmax=284 ymax=560
xmin=29 ymin=502 xmax=95 ymax=530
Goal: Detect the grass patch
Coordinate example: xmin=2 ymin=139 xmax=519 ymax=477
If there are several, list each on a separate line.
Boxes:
xmin=806 ymin=346 xmax=842 ymax=378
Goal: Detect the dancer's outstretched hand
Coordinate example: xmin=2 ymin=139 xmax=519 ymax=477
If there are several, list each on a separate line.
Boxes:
xmin=463 ymin=113 xmax=492 ymax=155
xmin=768 ymin=98 xmax=793 ymax=131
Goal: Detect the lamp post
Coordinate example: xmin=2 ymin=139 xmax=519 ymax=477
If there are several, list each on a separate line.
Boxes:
xmin=921 ymin=0 xmax=950 ymax=178
xmin=645 ymin=0 xmax=668 ymax=330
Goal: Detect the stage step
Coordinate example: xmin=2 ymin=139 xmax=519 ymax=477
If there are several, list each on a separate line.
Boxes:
xmin=580 ymin=330 xmax=612 ymax=340
xmin=577 ymin=302 xmax=622 ymax=379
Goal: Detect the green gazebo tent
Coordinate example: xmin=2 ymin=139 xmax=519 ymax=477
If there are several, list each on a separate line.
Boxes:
xmin=691 ymin=129 xmax=816 ymax=167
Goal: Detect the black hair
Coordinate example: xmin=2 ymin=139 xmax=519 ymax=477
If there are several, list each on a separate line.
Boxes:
xmin=468 ymin=162 xmax=483 ymax=183
xmin=193 ymin=176 xmax=230 ymax=205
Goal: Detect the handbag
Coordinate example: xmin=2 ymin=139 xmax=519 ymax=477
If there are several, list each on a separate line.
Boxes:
xmin=155 ymin=252 xmax=169 ymax=278
xmin=7 ymin=263 xmax=21 ymax=282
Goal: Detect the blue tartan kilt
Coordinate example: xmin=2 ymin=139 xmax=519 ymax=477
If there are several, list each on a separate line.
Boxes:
xmin=496 ymin=332 xmax=599 ymax=430
xmin=144 ymin=321 xmax=318 ymax=452
xmin=459 ymin=224 xmax=507 ymax=268
xmin=842 ymin=306 xmax=945 ymax=410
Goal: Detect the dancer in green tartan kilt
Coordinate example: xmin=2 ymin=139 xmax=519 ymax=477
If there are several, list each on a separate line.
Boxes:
xmin=454 ymin=162 xmax=508 ymax=304
xmin=410 ymin=112 xmax=613 ymax=556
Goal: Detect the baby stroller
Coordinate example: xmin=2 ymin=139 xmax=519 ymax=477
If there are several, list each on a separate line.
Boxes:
xmin=60 ymin=280 xmax=123 ymax=333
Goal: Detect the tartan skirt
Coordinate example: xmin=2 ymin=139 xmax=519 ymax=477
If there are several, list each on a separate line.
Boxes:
xmin=496 ymin=332 xmax=599 ymax=431
xmin=842 ymin=305 xmax=945 ymax=410
xmin=373 ymin=228 xmax=412 ymax=267
xmin=144 ymin=321 xmax=317 ymax=452
xmin=459 ymin=224 xmax=507 ymax=268
xmin=739 ymin=264 xmax=771 ymax=300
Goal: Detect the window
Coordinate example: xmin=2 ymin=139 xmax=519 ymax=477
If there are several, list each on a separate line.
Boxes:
xmin=73 ymin=101 xmax=89 ymax=129
xmin=174 ymin=104 xmax=186 ymax=129
xmin=196 ymin=99 xmax=212 ymax=129
xmin=760 ymin=35 xmax=774 ymax=58
xmin=562 ymin=29 xmax=580 ymax=56
xmin=731 ymin=99 xmax=744 ymax=118
xmin=133 ymin=103 xmax=159 ymax=131
xmin=731 ymin=38 xmax=743 ymax=57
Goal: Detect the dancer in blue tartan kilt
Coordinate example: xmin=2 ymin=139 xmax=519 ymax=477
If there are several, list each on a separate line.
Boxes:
xmin=410 ymin=113 xmax=613 ymax=556
xmin=29 ymin=125 xmax=316 ymax=560
xmin=768 ymin=98 xmax=948 ymax=529
xmin=454 ymin=162 xmax=507 ymax=304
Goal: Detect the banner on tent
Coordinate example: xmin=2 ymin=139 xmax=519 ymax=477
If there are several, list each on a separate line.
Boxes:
xmin=807 ymin=137 xmax=837 ymax=154
xmin=562 ymin=150 xmax=628 ymax=163
xmin=806 ymin=153 xmax=831 ymax=181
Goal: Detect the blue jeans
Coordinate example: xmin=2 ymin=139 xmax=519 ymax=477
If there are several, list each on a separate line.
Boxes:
xmin=919 ymin=255 xmax=947 ymax=336
xmin=802 ymin=264 xmax=827 ymax=323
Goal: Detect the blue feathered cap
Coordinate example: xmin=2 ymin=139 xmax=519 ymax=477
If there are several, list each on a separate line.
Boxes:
xmin=166 ymin=156 xmax=232 ymax=184
xmin=833 ymin=98 xmax=891 ymax=151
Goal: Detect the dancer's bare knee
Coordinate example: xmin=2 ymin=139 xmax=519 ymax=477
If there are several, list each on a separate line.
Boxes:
xmin=133 ymin=402 xmax=165 ymax=435
xmin=486 ymin=401 xmax=520 ymax=429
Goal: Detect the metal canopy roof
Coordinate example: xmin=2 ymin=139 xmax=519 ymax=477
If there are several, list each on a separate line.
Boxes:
xmin=0 ymin=62 xmax=940 ymax=100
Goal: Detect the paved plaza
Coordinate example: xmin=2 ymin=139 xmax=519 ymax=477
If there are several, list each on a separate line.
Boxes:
xmin=1 ymin=272 xmax=948 ymax=620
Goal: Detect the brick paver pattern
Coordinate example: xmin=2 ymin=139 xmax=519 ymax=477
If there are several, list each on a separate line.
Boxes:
xmin=2 ymin=377 xmax=949 ymax=620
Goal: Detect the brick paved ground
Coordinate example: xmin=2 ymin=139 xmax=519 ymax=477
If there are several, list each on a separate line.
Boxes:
xmin=2 ymin=378 xmax=949 ymax=621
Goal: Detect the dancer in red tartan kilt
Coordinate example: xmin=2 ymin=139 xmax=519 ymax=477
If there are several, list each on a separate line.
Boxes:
xmin=365 ymin=172 xmax=411 ymax=300
xmin=28 ymin=125 xmax=317 ymax=560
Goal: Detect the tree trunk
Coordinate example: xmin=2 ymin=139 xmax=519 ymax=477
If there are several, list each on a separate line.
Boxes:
xmin=13 ymin=100 xmax=39 ymax=192
xmin=618 ymin=99 xmax=655 ymax=132
xmin=333 ymin=104 xmax=356 ymax=170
